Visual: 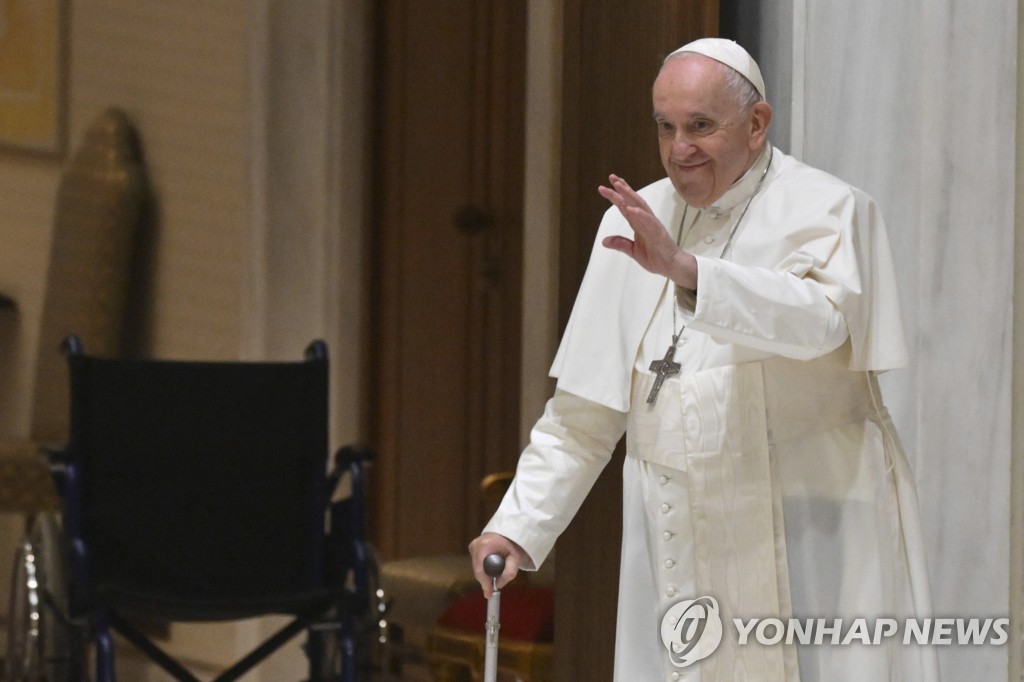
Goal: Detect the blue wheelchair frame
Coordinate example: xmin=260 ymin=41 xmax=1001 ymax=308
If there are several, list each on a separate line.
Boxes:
xmin=22 ymin=336 xmax=376 ymax=682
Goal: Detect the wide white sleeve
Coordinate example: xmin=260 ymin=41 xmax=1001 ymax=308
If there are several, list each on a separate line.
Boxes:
xmin=687 ymin=256 xmax=849 ymax=360
xmin=482 ymin=388 xmax=627 ymax=570
xmin=686 ymin=180 xmax=907 ymax=369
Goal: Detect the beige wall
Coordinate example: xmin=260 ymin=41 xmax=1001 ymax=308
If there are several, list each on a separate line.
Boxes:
xmin=0 ymin=1 xmax=273 ymax=677
xmin=0 ymin=0 xmax=547 ymax=674
xmin=0 ymin=158 xmax=58 ymax=435
xmin=0 ymin=0 xmax=560 ymax=677
xmin=67 ymin=1 xmax=252 ymax=362
xmin=0 ymin=0 xmax=253 ymax=438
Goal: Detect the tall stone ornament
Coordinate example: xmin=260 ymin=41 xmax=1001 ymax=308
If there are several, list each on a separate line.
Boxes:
xmin=31 ymin=108 xmax=149 ymax=447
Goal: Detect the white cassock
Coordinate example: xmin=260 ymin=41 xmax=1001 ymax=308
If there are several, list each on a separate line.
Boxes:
xmin=484 ymin=145 xmax=941 ymax=681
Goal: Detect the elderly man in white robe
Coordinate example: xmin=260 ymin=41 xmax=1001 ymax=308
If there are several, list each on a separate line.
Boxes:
xmin=469 ymin=38 xmax=939 ymax=681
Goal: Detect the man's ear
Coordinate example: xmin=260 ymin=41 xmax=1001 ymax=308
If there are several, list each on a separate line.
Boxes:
xmin=749 ymin=101 xmax=773 ymax=148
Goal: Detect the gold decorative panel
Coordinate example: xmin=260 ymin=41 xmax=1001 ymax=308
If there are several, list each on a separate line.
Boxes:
xmin=0 ymin=0 xmax=64 ymax=154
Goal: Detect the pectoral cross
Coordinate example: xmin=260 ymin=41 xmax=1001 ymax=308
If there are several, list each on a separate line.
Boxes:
xmin=647 ymin=337 xmax=682 ymax=404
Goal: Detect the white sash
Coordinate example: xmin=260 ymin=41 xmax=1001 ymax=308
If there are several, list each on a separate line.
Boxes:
xmin=628 ymin=360 xmax=819 ymax=681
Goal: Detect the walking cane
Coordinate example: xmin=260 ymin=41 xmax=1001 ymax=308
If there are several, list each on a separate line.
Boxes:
xmin=483 ymin=554 xmax=505 ymax=682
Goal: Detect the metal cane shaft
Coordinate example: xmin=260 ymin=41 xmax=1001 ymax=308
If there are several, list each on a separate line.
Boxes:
xmin=483 ymin=554 xmax=505 ymax=682
xmin=484 ymin=584 xmax=501 ymax=681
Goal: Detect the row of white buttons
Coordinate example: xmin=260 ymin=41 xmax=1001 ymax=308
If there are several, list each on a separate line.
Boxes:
xmin=649 ymin=466 xmax=694 ymax=681
xmin=655 ymin=470 xmax=681 ymax=599
xmin=660 ymin=475 xmax=677 ymax=571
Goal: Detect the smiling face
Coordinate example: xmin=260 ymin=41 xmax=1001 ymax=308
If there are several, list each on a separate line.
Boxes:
xmin=653 ymin=54 xmax=771 ymax=207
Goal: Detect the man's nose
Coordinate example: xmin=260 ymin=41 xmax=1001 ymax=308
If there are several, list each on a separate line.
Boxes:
xmin=671 ymin=132 xmax=698 ymax=156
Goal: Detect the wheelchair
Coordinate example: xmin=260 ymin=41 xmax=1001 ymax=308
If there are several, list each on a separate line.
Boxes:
xmin=4 ymin=336 xmax=382 ymax=681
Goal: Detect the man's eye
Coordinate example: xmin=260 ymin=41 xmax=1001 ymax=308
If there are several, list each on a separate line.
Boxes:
xmin=689 ymin=120 xmax=715 ymax=134
xmin=657 ymin=121 xmax=674 ymax=135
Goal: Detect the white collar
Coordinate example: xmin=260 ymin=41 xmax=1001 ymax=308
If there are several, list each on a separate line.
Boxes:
xmin=703 ymin=144 xmax=773 ymax=213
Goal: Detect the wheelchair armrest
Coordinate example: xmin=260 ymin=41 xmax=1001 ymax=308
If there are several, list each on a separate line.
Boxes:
xmin=326 ymin=444 xmax=376 ymax=498
xmin=332 ymin=443 xmax=376 ymax=472
xmin=326 ymin=444 xmax=376 ymax=511
xmin=326 ymin=444 xmax=377 ymax=606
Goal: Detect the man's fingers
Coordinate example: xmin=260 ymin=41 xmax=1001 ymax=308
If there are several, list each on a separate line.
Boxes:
xmin=468 ymin=533 xmax=525 ymax=598
xmin=498 ymin=554 xmax=520 ymax=590
xmin=609 ymin=174 xmax=653 ymax=212
xmin=602 ymin=235 xmax=635 ymax=255
xmin=597 ymin=184 xmax=624 ymax=211
xmin=609 ymin=174 xmax=635 ymax=196
xmin=599 ymin=183 xmax=660 ymax=242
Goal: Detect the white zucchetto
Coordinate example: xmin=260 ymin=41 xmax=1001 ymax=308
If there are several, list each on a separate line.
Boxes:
xmin=666 ymin=38 xmax=766 ymax=100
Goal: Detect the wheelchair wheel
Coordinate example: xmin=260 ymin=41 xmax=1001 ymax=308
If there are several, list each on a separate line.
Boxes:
xmin=305 ymin=543 xmax=388 ymax=682
xmin=5 ymin=512 xmax=71 ymax=682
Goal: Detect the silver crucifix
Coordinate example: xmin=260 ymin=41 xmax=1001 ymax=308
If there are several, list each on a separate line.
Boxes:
xmin=647 ymin=340 xmax=682 ymax=404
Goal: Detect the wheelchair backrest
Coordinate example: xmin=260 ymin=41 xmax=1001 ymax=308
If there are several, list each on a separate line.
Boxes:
xmin=64 ymin=345 xmax=330 ymax=618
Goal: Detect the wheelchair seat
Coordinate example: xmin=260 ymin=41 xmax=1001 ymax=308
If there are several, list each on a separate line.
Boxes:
xmin=6 ymin=336 xmax=376 ymax=682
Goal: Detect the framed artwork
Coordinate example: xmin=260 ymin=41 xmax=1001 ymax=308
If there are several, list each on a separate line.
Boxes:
xmin=0 ymin=0 xmax=65 ymax=155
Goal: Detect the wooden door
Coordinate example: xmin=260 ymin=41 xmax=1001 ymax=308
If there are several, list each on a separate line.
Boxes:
xmin=556 ymin=1 xmax=718 ymax=679
xmin=369 ymin=1 xmax=526 ymax=560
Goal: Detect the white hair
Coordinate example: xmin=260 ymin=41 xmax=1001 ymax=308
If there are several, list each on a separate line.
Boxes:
xmin=662 ymin=51 xmax=763 ymax=112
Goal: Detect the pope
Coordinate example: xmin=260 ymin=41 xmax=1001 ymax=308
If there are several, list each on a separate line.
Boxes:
xmin=469 ymin=38 xmax=939 ymax=681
